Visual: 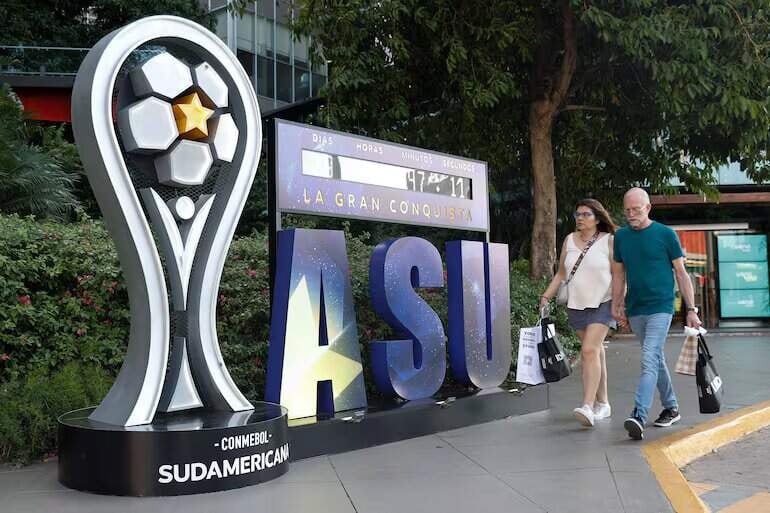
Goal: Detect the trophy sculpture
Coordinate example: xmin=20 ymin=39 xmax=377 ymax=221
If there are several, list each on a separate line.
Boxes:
xmin=57 ymin=16 xmax=289 ymax=497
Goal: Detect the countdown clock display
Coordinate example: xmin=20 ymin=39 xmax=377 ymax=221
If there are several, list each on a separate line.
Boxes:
xmin=273 ymin=120 xmax=489 ymax=233
xmin=302 ymin=148 xmax=473 ymax=199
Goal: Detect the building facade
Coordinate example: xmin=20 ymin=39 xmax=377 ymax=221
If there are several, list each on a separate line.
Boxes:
xmin=206 ymin=0 xmax=327 ymax=113
xmin=1 ymin=2 xmax=328 ymax=121
xmin=653 ymin=163 xmax=770 ymax=329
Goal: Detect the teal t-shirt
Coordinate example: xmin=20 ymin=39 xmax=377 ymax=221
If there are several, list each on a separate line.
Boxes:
xmin=613 ymin=221 xmax=684 ymax=316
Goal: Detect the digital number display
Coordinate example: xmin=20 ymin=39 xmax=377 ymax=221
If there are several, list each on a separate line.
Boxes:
xmin=302 ymin=149 xmax=472 ymax=200
xmin=276 ymin=120 xmax=490 ymax=232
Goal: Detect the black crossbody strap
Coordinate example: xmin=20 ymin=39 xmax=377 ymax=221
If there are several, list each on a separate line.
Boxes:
xmin=565 ymin=232 xmax=600 ymax=285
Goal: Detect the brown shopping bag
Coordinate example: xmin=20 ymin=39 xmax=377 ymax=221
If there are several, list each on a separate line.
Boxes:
xmin=675 ymin=335 xmax=698 ymax=375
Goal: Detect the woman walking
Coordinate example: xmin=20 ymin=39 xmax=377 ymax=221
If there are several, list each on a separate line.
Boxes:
xmin=540 ymin=199 xmax=619 ymax=427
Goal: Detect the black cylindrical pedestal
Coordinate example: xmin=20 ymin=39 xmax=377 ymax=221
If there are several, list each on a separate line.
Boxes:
xmin=58 ymin=402 xmax=289 ymax=496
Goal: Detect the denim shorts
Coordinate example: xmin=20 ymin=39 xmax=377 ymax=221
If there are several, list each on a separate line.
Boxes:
xmin=567 ymin=301 xmax=616 ymax=331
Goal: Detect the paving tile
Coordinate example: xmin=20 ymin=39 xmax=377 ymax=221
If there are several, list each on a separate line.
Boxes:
xmin=0 ymin=462 xmax=64 ymax=493
xmin=6 ymin=481 xmax=355 ymax=513
xmin=457 ymin=440 xmax=608 ymax=474
xmin=604 ymin=446 xmax=649 ymax=472
xmin=699 ymin=483 xmax=767 ymax=512
xmin=438 ymin=414 xmax=552 ymax=447
xmin=342 ymin=474 xmax=545 ymax=513
xmin=438 ymin=415 xmax=590 ymax=448
xmin=5 ymin=490 xmax=172 ymax=513
xmin=720 ymin=491 xmax=770 ymax=513
xmin=273 ymin=455 xmax=340 ymax=483
xmin=177 ymin=481 xmax=356 ymax=513
xmin=612 ymin=470 xmax=674 ymax=513
xmin=499 ymin=468 xmax=624 ymax=513
xmin=688 ymin=481 xmax=718 ymax=496
xmin=329 ymin=436 xmax=486 ymax=482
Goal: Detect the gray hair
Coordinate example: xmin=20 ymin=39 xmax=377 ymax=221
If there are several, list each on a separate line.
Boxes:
xmin=624 ymin=187 xmax=650 ymax=205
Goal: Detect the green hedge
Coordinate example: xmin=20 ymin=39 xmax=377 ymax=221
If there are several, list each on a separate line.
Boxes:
xmin=0 ymin=362 xmax=111 ymax=463
xmin=0 ymin=214 xmax=130 ymax=381
xmin=0 ymin=214 xmax=577 ymax=462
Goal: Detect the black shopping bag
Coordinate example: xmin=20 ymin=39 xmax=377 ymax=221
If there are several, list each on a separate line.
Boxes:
xmin=538 ymin=317 xmax=571 ymax=383
xmin=696 ymin=334 xmax=723 ymax=414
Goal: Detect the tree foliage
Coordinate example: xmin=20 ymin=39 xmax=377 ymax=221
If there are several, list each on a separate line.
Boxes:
xmin=0 ymin=86 xmax=81 ymax=220
xmin=0 ymin=0 xmax=213 ymax=47
xmin=294 ymin=0 xmax=770 ymax=275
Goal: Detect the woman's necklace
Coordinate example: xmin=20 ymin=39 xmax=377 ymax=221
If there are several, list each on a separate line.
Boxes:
xmin=579 ymin=230 xmax=598 ymax=243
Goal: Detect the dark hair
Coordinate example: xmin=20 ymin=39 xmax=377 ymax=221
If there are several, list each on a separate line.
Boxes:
xmin=575 ymin=198 xmax=617 ymax=235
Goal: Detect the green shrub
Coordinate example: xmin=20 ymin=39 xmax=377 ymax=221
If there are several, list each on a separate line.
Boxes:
xmin=0 ymin=362 xmax=112 ymax=464
xmin=0 ymin=214 xmax=130 ymax=382
xmin=0 ymin=85 xmax=81 ymax=220
xmin=508 ymin=259 xmax=580 ymax=374
xmin=216 ymin=230 xmax=272 ymax=401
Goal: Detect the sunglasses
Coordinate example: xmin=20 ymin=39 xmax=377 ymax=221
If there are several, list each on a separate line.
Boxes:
xmin=573 ymin=211 xmax=595 ymax=219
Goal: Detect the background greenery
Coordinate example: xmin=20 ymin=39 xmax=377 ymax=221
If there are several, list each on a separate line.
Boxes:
xmin=294 ymin=0 xmax=770 ymax=277
xmin=0 ymin=0 xmax=212 ymax=48
xmin=0 ymin=85 xmax=82 ymax=221
xmin=0 ymin=213 xmax=577 ymax=464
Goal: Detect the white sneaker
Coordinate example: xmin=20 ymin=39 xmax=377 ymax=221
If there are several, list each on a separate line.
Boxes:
xmin=573 ymin=405 xmax=595 ymax=427
xmin=593 ymin=402 xmax=612 ymax=420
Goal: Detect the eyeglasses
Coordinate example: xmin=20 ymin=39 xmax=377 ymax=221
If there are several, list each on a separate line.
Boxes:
xmin=623 ymin=206 xmax=647 ymax=216
xmin=573 ymin=211 xmax=595 ymax=219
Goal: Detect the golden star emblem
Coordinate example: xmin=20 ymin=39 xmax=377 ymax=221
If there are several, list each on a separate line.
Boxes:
xmin=172 ymin=92 xmax=214 ymax=140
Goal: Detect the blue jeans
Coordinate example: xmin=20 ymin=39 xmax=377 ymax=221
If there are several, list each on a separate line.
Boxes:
xmin=629 ymin=313 xmax=677 ymax=424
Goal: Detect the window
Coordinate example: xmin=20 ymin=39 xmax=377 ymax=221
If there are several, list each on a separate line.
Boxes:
xmin=312 ymin=72 xmax=326 ymax=96
xmin=275 ymin=24 xmax=292 ymax=61
xmin=295 ymin=68 xmax=311 ymax=101
xmin=277 ymin=61 xmax=292 ymax=102
xmin=237 ymin=49 xmax=254 ymax=82
xmin=257 ymin=55 xmax=274 ymax=98
xmin=211 ymin=3 xmax=328 ymax=105
xmin=237 ymin=12 xmax=254 ymax=50
xmin=256 ymin=16 xmax=273 ymax=54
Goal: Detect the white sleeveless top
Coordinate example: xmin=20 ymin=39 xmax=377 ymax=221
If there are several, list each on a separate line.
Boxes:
xmin=563 ymin=233 xmax=612 ymax=310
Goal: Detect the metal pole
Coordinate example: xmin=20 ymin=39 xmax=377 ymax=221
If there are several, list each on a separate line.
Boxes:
xmin=272 ymin=0 xmax=277 ymax=109
xmin=290 ymin=4 xmax=295 ymax=103
xmin=267 ymin=119 xmax=281 ymax=305
xmin=253 ymin=1 xmax=258 ymax=92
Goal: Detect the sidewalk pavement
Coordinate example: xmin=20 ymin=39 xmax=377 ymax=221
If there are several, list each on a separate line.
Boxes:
xmin=683 ymin=425 xmax=770 ymax=512
xmin=3 ymin=334 xmax=770 ymax=513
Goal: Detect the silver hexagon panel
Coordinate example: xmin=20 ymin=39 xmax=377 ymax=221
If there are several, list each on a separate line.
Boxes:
xmin=155 ymin=140 xmax=214 ymax=187
xmin=209 ymin=114 xmax=238 ymax=162
xmin=130 ymin=52 xmax=194 ymax=100
xmin=193 ymin=62 xmax=229 ymax=108
xmin=118 ymin=97 xmax=179 ymax=153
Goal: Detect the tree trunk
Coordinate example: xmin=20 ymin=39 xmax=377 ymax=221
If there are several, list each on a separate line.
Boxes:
xmin=527 ymin=1 xmax=577 ymax=280
xmin=529 ymin=101 xmax=557 ymax=280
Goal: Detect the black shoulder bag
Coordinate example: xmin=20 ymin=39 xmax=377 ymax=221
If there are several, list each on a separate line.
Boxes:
xmin=696 ymin=334 xmax=723 ymax=414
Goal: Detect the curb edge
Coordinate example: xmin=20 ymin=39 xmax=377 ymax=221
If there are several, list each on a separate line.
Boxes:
xmin=642 ymin=400 xmax=770 ymax=513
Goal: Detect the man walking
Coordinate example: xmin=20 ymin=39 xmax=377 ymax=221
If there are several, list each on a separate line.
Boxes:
xmin=612 ymin=188 xmax=701 ymax=440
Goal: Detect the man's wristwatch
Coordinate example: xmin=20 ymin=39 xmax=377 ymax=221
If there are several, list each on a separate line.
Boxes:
xmin=687 ymin=306 xmax=700 ymax=314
